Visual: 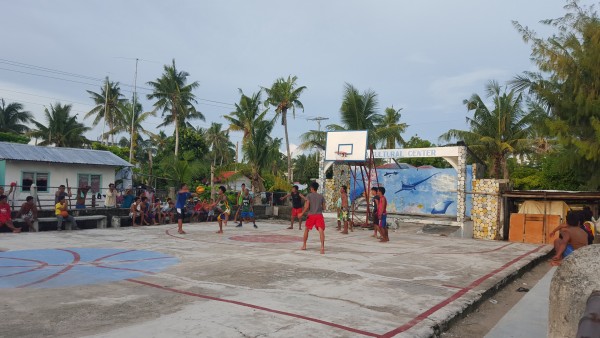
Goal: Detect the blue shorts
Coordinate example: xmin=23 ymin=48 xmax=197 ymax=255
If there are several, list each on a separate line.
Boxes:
xmin=75 ymin=204 xmax=86 ymax=209
xmin=563 ymin=244 xmax=574 ymax=258
xmin=241 ymin=211 xmax=254 ymax=218
xmin=379 ymin=214 xmax=388 ymax=228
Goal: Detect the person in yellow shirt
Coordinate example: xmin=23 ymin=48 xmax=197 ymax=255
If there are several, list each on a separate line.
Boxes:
xmin=55 ymin=196 xmax=79 ymax=231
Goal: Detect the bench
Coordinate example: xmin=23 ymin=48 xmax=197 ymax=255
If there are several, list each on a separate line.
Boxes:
xmin=32 ymin=215 xmax=108 ymax=231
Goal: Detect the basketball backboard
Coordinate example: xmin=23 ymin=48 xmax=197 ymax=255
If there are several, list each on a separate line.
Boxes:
xmin=324 ymin=130 xmax=368 ymax=162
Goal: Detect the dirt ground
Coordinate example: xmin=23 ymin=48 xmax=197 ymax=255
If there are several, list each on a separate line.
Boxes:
xmin=442 ymin=259 xmax=552 ymax=337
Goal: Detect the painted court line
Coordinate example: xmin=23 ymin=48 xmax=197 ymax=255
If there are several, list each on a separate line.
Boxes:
xmin=17 ymin=249 xmax=80 ymax=288
xmin=128 ymin=244 xmax=544 ymax=337
xmin=379 ymin=245 xmax=545 ymax=337
xmin=126 ymin=278 xmax=380 ymax=337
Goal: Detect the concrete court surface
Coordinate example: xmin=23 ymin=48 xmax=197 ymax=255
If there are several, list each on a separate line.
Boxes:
xmin=0 ymin=219 xmax=551 ymax=338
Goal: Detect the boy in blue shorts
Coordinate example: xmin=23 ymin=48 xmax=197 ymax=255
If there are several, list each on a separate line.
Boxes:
xmin=237 ymin=189 xmax=257 ymax=228
xmin=378 ymin=187 xmax=389 ymax=242
xmin=175 ymin=183 xmax=197 ymax=234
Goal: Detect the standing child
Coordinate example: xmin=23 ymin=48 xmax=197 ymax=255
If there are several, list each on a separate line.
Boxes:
xmin=378 ymin=187 xmax=389 ymax=242
xmin=175 ymin=183 xmax=196 ymax=234
xmin=213 ymin=186 xmax=230 ymax=234
xmin=238 ymin=188 xmax=258 ymax=228
xmin=370 ymin=187 xmax=380 ymax=239
xmin=299 ymin=181 xmax=326 ymax=254
xmin=280 ymin=185 xmax=306 ymax=230
xmin=337 ymin=185 xmax=352 ymax=234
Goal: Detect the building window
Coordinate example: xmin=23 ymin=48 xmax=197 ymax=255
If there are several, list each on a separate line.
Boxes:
xmin=78 ymin=174 xmax=101 ymax=193
xmin=22 ymin=172 xmax=49 ymax=192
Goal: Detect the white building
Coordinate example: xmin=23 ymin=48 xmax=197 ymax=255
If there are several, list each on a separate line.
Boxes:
xmin=0 ymin=142 xmax=132 ymax=207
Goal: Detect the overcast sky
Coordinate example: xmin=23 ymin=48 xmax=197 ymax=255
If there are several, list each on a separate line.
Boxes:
xmin=1 ymin=0 xmax=592 ymax=156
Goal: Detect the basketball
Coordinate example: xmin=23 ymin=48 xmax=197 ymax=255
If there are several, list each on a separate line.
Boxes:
xmin=196 ymin=186 xmax=205 ymax=194
xmin=60 ymin=210 xmax=69 ymax=217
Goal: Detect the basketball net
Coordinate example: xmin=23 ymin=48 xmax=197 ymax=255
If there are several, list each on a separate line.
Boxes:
xmin=334 ymin=151 xmax=349 ymax=163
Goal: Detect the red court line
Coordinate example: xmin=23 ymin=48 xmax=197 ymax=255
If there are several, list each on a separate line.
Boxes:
xmin=92 ymin=249 xmax=137 ymax=263
xmin=94 ymin=264 xmax=156 ymax=275
xmin=431 ymin=242 xmax=514 ymax=255
xmin=127 ymin=278 xmax=379 ymax=337
xmin=0 ymin=256 xmax=49 ymax=278
xmin=104 ymin=256 xmax=174 ymax=264
xmin=379 ymin=245 xmax=545 ymax=338
xmin=17 ymin=249 xmax=81 ymax=288
xmin=165 ymin=229 xmax=192 ymax=241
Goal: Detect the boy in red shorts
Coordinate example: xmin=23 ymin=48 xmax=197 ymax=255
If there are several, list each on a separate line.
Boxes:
xmin=280 ymin=185 xmax=306 ymax=230
xmin=299 ymin=181 xmax=326 ymax=254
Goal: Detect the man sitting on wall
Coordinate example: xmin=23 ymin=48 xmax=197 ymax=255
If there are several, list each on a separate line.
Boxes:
xmin=0 ymin=195 xmax=21 ymax=233
xmin=550 ymin=211 xmax=589 ymax=266
xmin=16 ymin=196 xmax=38 ymax=232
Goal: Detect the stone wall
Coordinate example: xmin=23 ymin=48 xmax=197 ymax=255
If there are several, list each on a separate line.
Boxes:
xmin=324 ymin=163 xmax=351 ymax=210
xmin=471 ymin=179 xmax=508 ymax=240
xmin=549 ymin=245 xmax=600 ymax=337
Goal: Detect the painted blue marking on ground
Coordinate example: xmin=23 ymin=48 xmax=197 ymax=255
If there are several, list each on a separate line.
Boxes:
xmin=0 ymin=248 xmax=179 ymax=289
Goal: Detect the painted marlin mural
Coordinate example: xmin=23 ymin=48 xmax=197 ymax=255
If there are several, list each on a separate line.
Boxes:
xmin=394 ymin=173 xmax=438 ymax=193
xmin=383 ymin=171 xmax=399 ymax=177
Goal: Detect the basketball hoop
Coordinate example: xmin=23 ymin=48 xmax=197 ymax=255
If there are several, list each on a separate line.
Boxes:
xmin=334 ymin=151 xmax=348 ymax=162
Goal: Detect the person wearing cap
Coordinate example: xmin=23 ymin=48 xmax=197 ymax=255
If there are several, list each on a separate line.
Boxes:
xmin=0 ymin=194 xmax=20 ymax=233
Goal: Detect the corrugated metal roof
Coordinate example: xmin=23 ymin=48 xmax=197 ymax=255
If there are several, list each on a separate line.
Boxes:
xmin=0 ymin=142 xmax=132 ymax=167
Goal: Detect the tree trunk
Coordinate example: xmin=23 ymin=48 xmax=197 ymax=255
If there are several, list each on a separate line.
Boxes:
xmin=129 ymin=125 xmax=135 ymax=164
xmin=501 ymin=154 xmax=509 ymax=180
xmin=283 ymin=111 xmax=293 ymax=183
xmin=210 ymin=159 xmax=215 ymax=201
xmin=174 ymin=112 xmax=179 ymax=158
xmin=493 ymin=154 xmax=502 ymax=179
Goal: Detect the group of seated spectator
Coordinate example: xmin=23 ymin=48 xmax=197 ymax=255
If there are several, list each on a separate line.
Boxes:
xmin=127 ymin=195 xmax=218 ymax=226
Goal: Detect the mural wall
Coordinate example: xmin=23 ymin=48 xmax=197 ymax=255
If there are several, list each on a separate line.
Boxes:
xmin=350 ymin=165 xmax=473 ymax=217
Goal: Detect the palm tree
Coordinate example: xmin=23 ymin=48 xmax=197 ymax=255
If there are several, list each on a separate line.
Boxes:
xmin=298 ymin=130 xmax=326 ymax=151
xmin=147 ymin=59 xmax=204 ymax=157
xmin=327 ymin=83 xmax=382 ymax=148
xmin=376 ymin=106 xmax=408 ymax=149
xmin=203 ymin=122 xmax=232 ymax=198
xmin=243 ymin=118 xmax=277 ymax=192
xmin=224 ymin=89 xmax=268 ymax=145
xmin=0 ymin=99 xmax=32 ymax=134
xmin=439 ymin=80 xmax=537 ymax=179
xmin=29 ymin=103 xmax=90 ymax=147
xmin=85 ymin=77 xmax=126 ymax=144
xmin=110 ymin=101 xmax=156 ymax=163
xmin=264 ymin=75 xmax=307 ymax=183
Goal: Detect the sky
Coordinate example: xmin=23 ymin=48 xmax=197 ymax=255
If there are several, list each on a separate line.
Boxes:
xmin=1 ymin=0 xmax=594 ymax=157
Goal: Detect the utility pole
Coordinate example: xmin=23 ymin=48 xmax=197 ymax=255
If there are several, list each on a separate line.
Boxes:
xmin=307 ymin=117 xmax=329 ymax=162
xmin=102 ymin=77 xmax=109 ymax=145
xmin=129 ymin=58 xmax=138 ymax=164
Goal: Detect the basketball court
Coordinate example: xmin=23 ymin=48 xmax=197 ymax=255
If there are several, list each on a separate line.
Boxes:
xmin=0 ymin=218 xmax=550 ymax=337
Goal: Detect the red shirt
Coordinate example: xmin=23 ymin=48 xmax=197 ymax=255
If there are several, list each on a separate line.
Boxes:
xmin=0 ymin=203 xmax=12 ymax=222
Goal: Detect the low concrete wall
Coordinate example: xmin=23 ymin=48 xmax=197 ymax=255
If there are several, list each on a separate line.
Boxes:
xmin=549 ymin=245 xmax=600 ymax=337
xmin=11 ymin=208 xmax=131 ymax=231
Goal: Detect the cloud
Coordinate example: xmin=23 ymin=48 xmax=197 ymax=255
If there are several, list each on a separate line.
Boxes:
xmin=428 ymin=68 xmax=508 ymax=109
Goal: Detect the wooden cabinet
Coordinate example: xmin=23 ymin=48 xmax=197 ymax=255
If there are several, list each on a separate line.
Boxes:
xmin=509 ymin=213 xmax=561 ymax=244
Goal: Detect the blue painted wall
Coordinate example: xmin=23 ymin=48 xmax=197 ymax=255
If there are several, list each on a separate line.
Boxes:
xmin=351 ymin=165 xmax=473 ymax=217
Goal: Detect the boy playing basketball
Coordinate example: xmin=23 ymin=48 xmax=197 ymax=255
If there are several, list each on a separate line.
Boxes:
xmin=280 ymin=185 xmax=306 ymax=230
xmin=299 ymin=181 xmax=326 ymax=254
xmin=237 ymin=189 xmax=257 ymax=228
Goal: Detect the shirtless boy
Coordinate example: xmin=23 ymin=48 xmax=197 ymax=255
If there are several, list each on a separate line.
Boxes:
xmin=378 ymin=187 xmax=389 ymax=242
xmin=299 ymin=181 xmax=326 ymax=254
xmin=16 ymin=196 xmax=38 ymax=232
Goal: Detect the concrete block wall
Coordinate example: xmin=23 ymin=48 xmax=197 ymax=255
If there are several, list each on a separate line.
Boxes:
xmin=472 ymin=179 xmax=502 ymax=240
